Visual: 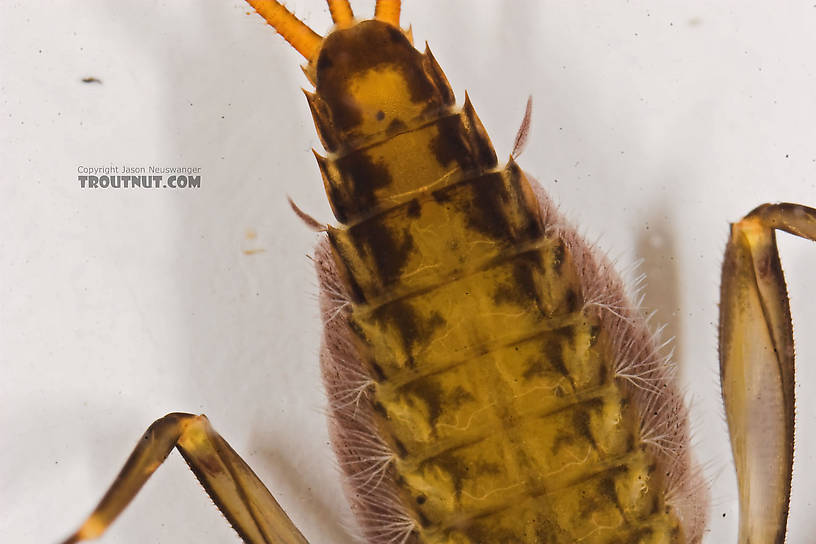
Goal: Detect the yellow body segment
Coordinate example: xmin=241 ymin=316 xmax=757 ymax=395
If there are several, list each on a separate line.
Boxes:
xmin=306 ymin=19 xmax=687 ymax=542
xmin=333 ymin=168 xmax=683 ymax=542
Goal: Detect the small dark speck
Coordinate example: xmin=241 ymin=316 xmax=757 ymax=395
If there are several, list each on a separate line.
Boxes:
xmin=81 ymin=77 xmax=102 ymax=84
xmin=722 ymin=512 xmax=726 ymax=518
xmin=376 ymin=110 xmax=385 ymax=121
xmin=785 ymin=154 xmax=789 ymax=158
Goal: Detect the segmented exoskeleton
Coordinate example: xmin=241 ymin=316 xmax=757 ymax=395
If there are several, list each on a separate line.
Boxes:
xmin=61 ymin=2 xmax=816 ymax=543
xmin=306 ymin=9 xmax=705 ymax=544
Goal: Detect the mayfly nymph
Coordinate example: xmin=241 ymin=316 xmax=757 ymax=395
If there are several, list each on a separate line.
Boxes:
xmin=61 ymin=2 xmax=815 ymax=543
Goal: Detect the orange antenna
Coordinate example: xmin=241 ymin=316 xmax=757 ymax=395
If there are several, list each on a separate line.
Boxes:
xmin=374 ymin=0 xmax=401 ymax=26
xmin=327 ymin=0 xmax=354 ymax=25
xmin=246 ymin=0 xmax=322 ymax=60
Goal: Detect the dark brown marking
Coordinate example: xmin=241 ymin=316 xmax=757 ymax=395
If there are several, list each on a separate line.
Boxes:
xmin=317 ymin=50 xmax=333 ymax=71
xmin=507 ymin=161 xmax=546 ymax=241
xmin=597 ymin=475 xmax=623 ymax=516
xmin=372 ymin=400 xmax=388 ymax=419
xmin=385 ymin=24 xmax=404 ymax=44
xmin=327 ymin=230 xmax=367 ymax=302
xmin=572 ymin=401 xmax=600 ymax=451
xmin=564 ymin=287 xmax=579 ymax=313
xmin=597 ymin=356 xmax=609 ymax=386
xmin=405 ymin=199 xmax=421 ymax=218
xmin=313 ymin=150 xmax=349 ymax=222
xmin=340 ymin=212 xmax=416 ymax=291
xmin=671 ymin=524 xmax=682 ymax=541
xmin=552 ymin=239 xmax=566 ymax=275
xmin=367 ymin=359 xmax=386 ymax=382
xmin=555 ymin=325 xmax=576 ymax=344
xmin=424 ymin=449 xmax=467 ymax=499
xmin=392 ymin=436 xmax=408 ymax=458
xmin=386 ymin=118 xmax=408 ymax=135
xmin=575 ymin=468 xmax=625 ymax=520
xmin=546 ymin=338 xmax=571 ymax=385
xmin=533 ymin=518 xmax=563 ymax=543
xmin=463 ymin=521 xmax=519 ymax=544
xmin=462 ymin=173 xmax=512 ymax=241
xmin=343 ymin=267 xmax=366 ymax=303
xmin=491 ymin=253 xmax=543 ymax=309
xmin=522 ymin=355 xmax=551 ymax=382
xmin=370 ymin=300 xmax=447 ymax=363
xmin=430 ymin=114 xmax=478 ymax=173
xmin=589 ymin=325 xmax=601 ymax=346
xmin=335 ymin=151 xmax=393 ymax=219
xmin=415 ymin=509 xmax=431 ymax=529
xmin=550 ymin=427 xmax=575 ymax=458
xmin=577 ymin=489 xmax=602 ymax=520
xmin=424 ymin=447 xmax=502 ymax=505
xmin=315 ymin=20 xmax=443 ymax=141
xmin=401 ymin=379 xmax=475 ymax=431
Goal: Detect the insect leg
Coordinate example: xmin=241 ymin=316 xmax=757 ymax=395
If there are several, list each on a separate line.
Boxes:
xmin=719 ymin=203 xmax=816 ymax=544
xmin=61 ymin=413 xmax=309 ymax=544
xmin=374 ymin=0 xmax=400 ymax=26
xmin=327 ymin=0 xmax=353 ymax=25
xmin=246 ymin=0 xmax=322 ymax=60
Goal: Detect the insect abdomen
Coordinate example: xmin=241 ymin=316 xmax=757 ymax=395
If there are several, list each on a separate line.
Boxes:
xmin=313 ymin=19 xmax=695 ymax=544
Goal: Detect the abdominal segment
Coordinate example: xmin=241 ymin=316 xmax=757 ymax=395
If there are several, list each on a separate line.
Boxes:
xmin=316 ymin=154 xmax=705 ymax=542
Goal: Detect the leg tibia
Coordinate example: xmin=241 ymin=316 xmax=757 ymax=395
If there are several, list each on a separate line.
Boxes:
xmin=719 ymin=203 xmax=816 ymax=544
xmin=62 ymin=413 xmax=309 ymax=544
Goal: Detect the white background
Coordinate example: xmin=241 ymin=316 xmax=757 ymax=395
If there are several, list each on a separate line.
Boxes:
xmin=2 ymin=1 xmax=815 ymax=542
